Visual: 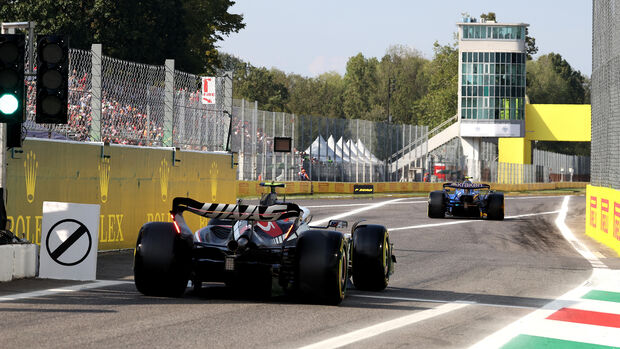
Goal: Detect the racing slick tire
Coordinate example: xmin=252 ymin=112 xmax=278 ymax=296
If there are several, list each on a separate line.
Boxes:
xmin=487 ymin=193 xmax=505 ymax=221
xmin=297 ymin=230 xmax=348 ymax=305
xmin=134 ymin=222 xmax=192 ymax=297
xmin=352 ymin=224 xmax=391 ymax=291
xmin=428 ymin=190 xmax=446 ymax=218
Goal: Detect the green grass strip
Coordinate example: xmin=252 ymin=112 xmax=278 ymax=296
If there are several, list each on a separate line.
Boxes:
xmin=582 ymin=290 xmax=620 ymax=303
xmin=502 ymin=334 xmax=617 ymax=349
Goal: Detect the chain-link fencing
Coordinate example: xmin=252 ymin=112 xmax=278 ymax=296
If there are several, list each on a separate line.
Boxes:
xmin=18 ymin=44 xmax=592 ymax=184
xmin=23 ymin=46 xmax=232 ymax=151
xmin=425 ymin=137 xmax=589 ymax=183
xmin=230 ymin=99 xmax=428 ymax=182
xmin=592 ymin=0 xmax=620 ymax=189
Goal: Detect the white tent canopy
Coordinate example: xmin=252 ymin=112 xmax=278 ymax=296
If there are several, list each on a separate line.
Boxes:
xmin=304 ymin=135 xmax=382 ymax=164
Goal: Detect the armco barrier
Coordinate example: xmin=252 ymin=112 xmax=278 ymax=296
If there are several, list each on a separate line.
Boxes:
xmin=6 ymin=139 xmax=237 ymax=251
xmin=239 ymin=181 xmax=588 ymax=196
xmin=586 ymin=185 xmax=620 ymax=256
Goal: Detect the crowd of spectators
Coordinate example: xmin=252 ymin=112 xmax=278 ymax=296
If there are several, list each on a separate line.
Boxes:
xmin=231 ymin=119 xmax=273 ymax=153
xmin=23 ymin=71 xmax=238 ymax=148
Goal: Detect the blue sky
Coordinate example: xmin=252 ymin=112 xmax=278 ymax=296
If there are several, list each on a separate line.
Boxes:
xmin=217 ymin=1 xmax=592 ymax=78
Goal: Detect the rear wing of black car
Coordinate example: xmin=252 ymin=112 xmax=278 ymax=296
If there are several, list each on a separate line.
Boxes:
xmin=443 ymin=182 xmax=491 ymax=190
xmin=171 ymin=197 xmax=302 ymax=222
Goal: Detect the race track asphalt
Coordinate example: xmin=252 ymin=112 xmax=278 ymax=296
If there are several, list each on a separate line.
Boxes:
xmin=1 ymin=194 xmax=617 ymax=348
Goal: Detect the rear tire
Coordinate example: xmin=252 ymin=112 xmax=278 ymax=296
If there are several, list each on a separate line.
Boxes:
xmin=487 ymin=193 xmax=505 ymax=220
xmin=298 ymin=230 xmax=347 ymax=305
xmin=133 ymin=222 xmax=192 ymax=297
xmin=352 ymin=224 xmax=391 ymax=291
xmin=428 ymin=191 xmax=446 ymax=218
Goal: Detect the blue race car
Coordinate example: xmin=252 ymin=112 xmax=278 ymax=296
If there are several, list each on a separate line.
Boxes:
xmin=427 ymin=181 xmax=504 ymax=220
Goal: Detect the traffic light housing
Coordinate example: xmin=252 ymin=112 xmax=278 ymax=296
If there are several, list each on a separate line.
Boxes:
xmin=36 ymin=35 xmax=68 ymax=124
xmin=6 ymin=122 xmax=23 ymax=148
xmin=0 ymin=34 xmax=25 ymax=123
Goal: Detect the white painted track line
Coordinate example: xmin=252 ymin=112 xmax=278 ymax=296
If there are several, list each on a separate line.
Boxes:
xmin=304 ymin=195 xmax=568 ymax=209
xmin=311 ymin=198 xmax=408 ymax=226
xmin=468 ymin=196 xmax=618 ymax=349
xmin=305 ymin=200 xmax=425 ymax=208
xmin=0 ymin=280 xmax=133 ymax=302
xmin=350 ymin=294 xmax=539 ymax=311
xmin=388 ymin=210 xmax=560 ymax=232
xmin=297 ymin=303 xmax=469 ymax=349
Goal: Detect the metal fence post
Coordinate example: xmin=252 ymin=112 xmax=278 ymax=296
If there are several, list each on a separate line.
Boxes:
xmin=370 ymin=124 xmax=373 ymax=182
xmin=90 ymin=44 xmax=102 ymax=142
xmin=309 ymin=116 xmax=313 ymax=181
xmin=252 ymin=101 xmax=257 ymax=180
xmin=163 ymin=59 xmax=175 ymax=147
xmin=178 ymin=90 xmax=186 ymax=147
xmin=239 ymin=99 xmax=245 ymax=180
xmin=282 ymin=112 xmax=287 ymax=181
xmin=262 ymin=110 xmax=266 ymax=180
xmin=291 ymin=113 xmax=295 ymax=178
xmin=272 ymin=111 xmax=276 ymax=180
xmin=356 ymin=119 xmax=359 ymax=183
xmin=318 ymin=117 xmax=322 ymax=181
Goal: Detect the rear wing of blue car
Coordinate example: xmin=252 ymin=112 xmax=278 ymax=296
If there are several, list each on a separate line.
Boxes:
xmin=171 ymin=197 xmax=302 ymax=222
xmin=443 ymin=182 xmax=491 ymax=190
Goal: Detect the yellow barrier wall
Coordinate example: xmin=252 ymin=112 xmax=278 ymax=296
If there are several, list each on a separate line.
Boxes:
xmin=586 ymin=185 xmax=620 ymax=256
xmin=239 ymin=181 xmax=586 ymax=196
xmin=6 ymin=139 xmax=237 ymax=250
xmin=499 ymin=104 xmax=591 ymax=165
xmin=498 ymin=138 xmax=531 ymax=164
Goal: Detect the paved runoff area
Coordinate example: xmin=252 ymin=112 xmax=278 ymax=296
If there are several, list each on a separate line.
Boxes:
xmin=0 ymin=194 xmax=619 ymax=348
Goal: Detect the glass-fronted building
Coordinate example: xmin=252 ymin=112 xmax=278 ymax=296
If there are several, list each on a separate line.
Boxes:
xmin=457 ymin=21 xmax=528 ymax=137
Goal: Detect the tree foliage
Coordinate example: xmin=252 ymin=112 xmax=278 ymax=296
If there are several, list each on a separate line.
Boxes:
xmin=526 ymin=53 xmax=589 ymax=104
xmin=526 ymin=53 xmax=590 ymax=155
xmin=0 ymin=0 xmax=245 ymax=74
xmin=413 ymin=42 xmax=459 ymax=128
xmin=342 ymin=53 xmax=380 ymax=120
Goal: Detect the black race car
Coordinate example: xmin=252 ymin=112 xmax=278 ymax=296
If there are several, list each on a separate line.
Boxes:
xmin=133 ymin=182 xmax=395 ymax=305
xmin=427 ymin=181 xmax=504 ymax=220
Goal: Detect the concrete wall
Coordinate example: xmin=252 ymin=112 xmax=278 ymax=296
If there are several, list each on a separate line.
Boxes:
xmin=0 ymin=244 xmax=38 ymax=282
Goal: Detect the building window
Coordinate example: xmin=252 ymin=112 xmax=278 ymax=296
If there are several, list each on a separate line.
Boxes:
xmin=463 ymin=25 xmax=525 ymax=41
xmin=460 ymin=51 xmax=526 ymax=121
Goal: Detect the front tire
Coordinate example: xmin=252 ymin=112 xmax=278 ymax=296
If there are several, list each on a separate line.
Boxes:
xmin=487 ymin=193 xmax=505 ymax=220
xmin=133 ymin=222 xmax=192 ymax=297
xmin=428 ymin=190 xmax=446 ymax=218
xmin=352 ymin=224 xmax=391 ymax=291
xmin=297 ymin=230 xmax=348 ymax=305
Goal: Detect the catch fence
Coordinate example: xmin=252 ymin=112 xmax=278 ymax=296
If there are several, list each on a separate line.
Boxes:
xmin=20 ymin=44 xmax=591 ymax=185
xmin=230 ymin=99 xmax=428 ymax=182
xmin=23 ymin=45 xmax=232 ymax=151
xmin=426 ymin=138 xmax=589 ymax=184
xmin=592 ymin=0 xmax=620 ymax=189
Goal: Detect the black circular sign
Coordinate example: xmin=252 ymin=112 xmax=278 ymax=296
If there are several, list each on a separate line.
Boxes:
xmin=45 ymin=218 xmax=92 ymax=266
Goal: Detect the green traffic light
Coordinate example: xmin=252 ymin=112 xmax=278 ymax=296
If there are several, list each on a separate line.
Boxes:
xmin=0 ymin=93 xmax=19 ymax=115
